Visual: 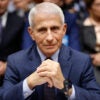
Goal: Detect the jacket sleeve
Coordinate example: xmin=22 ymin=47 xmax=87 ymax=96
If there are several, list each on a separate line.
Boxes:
xmin=0 ymin=56 xmax=25 ymax=100
xmin=74 ymin=57 xmax=100 ymax=100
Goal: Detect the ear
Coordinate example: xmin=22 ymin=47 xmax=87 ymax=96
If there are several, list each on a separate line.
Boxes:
xmin=28 ymin=27 xmax=35 ymax=40
xmin=62 ymin=24 xmax=67 ymax=37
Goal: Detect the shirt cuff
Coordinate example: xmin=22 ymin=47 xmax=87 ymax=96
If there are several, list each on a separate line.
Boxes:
xmin=23 ymin=79 xmax=35 ymax=99
xmin=69 ymin=85 xmax=75 ymax=100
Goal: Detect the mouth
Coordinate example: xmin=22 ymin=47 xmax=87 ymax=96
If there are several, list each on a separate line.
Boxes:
xmin=44 ymin=45 xmax=56 ymax=49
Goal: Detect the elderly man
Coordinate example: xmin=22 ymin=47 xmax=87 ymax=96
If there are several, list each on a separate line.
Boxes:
xmin=0 ymin=2 xmax=100 ymax=100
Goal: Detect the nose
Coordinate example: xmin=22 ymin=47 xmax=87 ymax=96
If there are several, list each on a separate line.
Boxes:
xmin=46 ymin=29 xmax=53 ymax=41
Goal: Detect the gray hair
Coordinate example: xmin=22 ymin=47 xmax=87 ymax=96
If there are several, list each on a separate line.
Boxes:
xmin=28 ymin=2 xmax=65 ymax=27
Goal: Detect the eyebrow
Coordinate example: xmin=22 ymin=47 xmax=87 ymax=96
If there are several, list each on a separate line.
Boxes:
xmin=37 ymin=27 xmax=47 ymax=32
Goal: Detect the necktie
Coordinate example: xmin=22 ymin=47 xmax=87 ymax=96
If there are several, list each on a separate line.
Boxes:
xmin=44 ymin=83 xmax=56 ymax=100
xmin=0 ymin=17 xmax=2 ymax=43
xmin=44 ymin=57 xmax=56 ymax=100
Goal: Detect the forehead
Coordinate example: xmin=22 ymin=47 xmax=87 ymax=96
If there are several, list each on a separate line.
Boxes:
xmin=33 ymin=12 xmax=62 ymax=26
xmin=43 ymin=0 xmax=60 ymax=2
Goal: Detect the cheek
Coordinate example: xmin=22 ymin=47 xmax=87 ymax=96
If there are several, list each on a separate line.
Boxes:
xmin=57 ymin=34 xmax=64 ymax=40
xmin=34 ymin=36 xmax=44 ymax=44
xmin=55 ymin=35 xmax=63 ymax=45
xmin=92 ymin=7 xmax=100 ymax=13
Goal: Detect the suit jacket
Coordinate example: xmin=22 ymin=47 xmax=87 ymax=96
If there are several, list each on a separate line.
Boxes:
xmin=1 ymin=44 xmax=100 ymax=100
xmin=0 ymin=12 xmax=24 ymax=61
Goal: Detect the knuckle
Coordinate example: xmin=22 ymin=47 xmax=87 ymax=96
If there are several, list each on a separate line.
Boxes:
xmin=52 ymin=72 xmax=56 ymax=77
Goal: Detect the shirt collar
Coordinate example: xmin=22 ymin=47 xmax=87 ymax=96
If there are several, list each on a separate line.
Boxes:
xmin=37 ymin=46 xmax=59 ymax=62
xmin=1 ymin=12 xmax=8 ymax=27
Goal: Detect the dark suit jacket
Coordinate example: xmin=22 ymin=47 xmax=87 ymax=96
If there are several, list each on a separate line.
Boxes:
xmin=79 ymin=25 xmax=97 ymax=54
xmin=0 ymin=12 xmax=24 ymax=61
xmin=1 ymin=44 xmax=100 ymax=100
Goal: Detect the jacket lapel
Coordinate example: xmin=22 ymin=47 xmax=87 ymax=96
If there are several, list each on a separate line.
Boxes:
xmin=28 ymin=44 xmax=44 ymax=100
xmin=56 ymin=45 xmax=73 ymax=100
xmin=28 ymin=44 xmax=41 ymax=69
xmin=59 ymin=45 xmax=72 ymax=79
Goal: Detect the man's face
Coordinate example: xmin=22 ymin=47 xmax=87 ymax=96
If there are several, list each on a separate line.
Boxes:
xmin=0 ymin=0 xmax=9 ymax=15
xmin=28 ymin=13 xmax=66 ymax=57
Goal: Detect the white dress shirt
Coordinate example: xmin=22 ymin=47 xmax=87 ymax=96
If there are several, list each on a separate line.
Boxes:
xmin=1 ymin=12 xmax=8 ymax=27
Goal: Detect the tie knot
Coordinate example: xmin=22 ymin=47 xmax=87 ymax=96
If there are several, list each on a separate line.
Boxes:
xmin=45 ymin=57 xmax=52 ymax=60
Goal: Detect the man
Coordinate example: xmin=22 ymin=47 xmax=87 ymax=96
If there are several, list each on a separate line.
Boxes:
xmin=0 ymin=2 xmax=100 ymax=100
xmin=0 ymin=0 xmax=24 ymax=86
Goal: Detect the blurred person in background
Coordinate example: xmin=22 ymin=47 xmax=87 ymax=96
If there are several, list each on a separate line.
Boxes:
xmin=79 ymin=0 xmax=100 ymax=84
xmin=0 ymin=0 xmax=24 ymax=86
xmin=62 ymin=0 xmax=76 ymax=13
xmin=13 ymin=0 xmax=36 ymax=49
xmin=43 ymin=0 xmax=81 ymax=51
xmin=62 ymin=0 xmax=88 ymax=26
xmin=14 ymin=0 xmax=35 ymax=15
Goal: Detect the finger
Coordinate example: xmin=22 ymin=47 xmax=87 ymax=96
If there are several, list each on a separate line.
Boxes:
xmin=42 ymin=59 xmax=52 ymax=64
xmin=37 ymin=66 xmax=50 ymax=73
xmin=37 ymin=61 xmax=49 ymax=70
xmin=40 ymin=62 xmax=47 ymax=67
xmin=44 ymin=77 xmax=53 ymax=87
xmin=38 ymin=71 xmax=55 ymax=79
xmin=36 ymin=63 xmax=47 ymax=71
xmin=41 ymin=61 xmax=48 ymax=65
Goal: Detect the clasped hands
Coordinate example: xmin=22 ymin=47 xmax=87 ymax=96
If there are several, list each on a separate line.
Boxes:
xmin=27 ymin=59 xmax=65 ymax=90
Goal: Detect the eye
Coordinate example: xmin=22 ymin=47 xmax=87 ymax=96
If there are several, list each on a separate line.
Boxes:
xmin=37 ymin=27 xmax=47 ymax=33
xmin=51 ymin=26 xmax=60 ymax=32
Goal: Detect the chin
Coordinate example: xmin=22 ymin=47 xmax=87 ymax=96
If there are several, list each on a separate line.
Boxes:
xmin=44 ymin=49 xmax=57 ymax=56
